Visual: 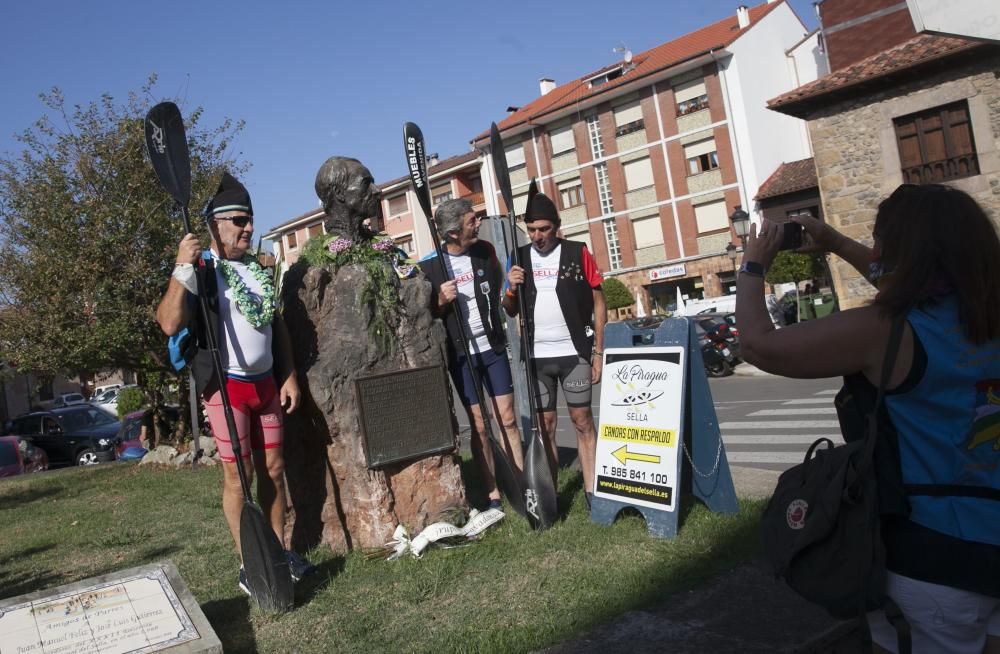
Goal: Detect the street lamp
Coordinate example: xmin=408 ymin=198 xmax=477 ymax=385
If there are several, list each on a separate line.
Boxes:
xmin=730 ymin=207 xmax=750 ymax=246
xmin=725 ymin=242 xmax=738 ymax=271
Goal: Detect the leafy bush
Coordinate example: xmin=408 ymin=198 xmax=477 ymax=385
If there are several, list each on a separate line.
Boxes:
xmin=117 ymin=387 xmax=145 ymax=418
xmin=765 ymin=251 xmax=826 ymax=285
xmin=602 ymin=278 xmax=635 ymax=311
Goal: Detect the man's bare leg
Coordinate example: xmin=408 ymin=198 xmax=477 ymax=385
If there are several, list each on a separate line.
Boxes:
xmin=539 ymin=409 xmax=559 ymax=484
xmin=568 ymin=406 xmax=597 ymax=493
xmin=491 ymin=393 xmax=524 ymax=473
xmin=221 ymin=457 xmax=254 ymax=554
xmin=253 ymin=447 xmax=288 ymax=545
xmin=466 ymin=403 xmax=500 ymax=503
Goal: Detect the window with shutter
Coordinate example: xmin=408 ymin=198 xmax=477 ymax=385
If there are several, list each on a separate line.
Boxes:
xmin=893 ymin=100 xmax=979 ymax=184
xmin=308 ymin=223 xmax=323 ymax=238
xmin=505 ymin=143 xmax=526 ymax=170
xmin=623 ymin=158 xmax=654 ymax=191
xmin=550 ymin=125 xmax=575 ymax=155
xmin=558 ymin=178 xmax=584 ymax=209
xmin=693 ymin=200 xmax=729 ymax=233
xmin=632 ymin=214 xmax=663 ymax=248
xmin=684 ymin=138 xmax=719 ymax=175
xmin=387 ymin=194 xmax=408 ymax=215
xmin=674 ymin=78 xmax=709 ymax=116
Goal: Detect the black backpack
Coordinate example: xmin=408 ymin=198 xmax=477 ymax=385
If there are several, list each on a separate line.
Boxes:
xmin=760 ymin=317 xmax=910 ymax=653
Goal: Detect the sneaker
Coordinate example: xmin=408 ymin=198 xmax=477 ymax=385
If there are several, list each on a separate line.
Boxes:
xmin=487 ymin=498 xmax=502 ymax=511
xmin=285 ymin=550 xmax=315 ymax=582
xmin=238 ymin=566 xmax=251 ymax=596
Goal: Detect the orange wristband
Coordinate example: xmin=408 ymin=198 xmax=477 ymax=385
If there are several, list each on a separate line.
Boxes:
xmin=505 ymin=288 xmax=517 ymax=299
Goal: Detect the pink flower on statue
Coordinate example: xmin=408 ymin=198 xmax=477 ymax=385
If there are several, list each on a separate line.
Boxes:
xmin=372 ymin=239 xmax=395 ymax=252
xmin=328 ymin=238 xmax=353 ymax=254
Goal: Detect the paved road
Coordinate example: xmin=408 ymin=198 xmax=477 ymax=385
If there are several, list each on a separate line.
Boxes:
xmin=456 ymin=364 xmax=842 ymax=474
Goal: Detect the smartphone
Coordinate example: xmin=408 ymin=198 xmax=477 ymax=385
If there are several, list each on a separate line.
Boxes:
xmin=780 ymin=222 xmax=804 ymax=250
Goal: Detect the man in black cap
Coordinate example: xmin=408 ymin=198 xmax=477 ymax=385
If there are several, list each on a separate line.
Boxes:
xmin=156 ymin=172 xmax=314 ymax=594
xmin=502 ymin=192 xmax=606 ymax=508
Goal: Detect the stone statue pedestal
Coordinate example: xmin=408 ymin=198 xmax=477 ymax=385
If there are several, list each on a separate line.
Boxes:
xmin=280 ymin=262 xmax=467 ymax=553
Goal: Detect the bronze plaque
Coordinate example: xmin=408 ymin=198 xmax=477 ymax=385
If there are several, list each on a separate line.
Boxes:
xmin=354 ymin=365 xmax=455 ymax=468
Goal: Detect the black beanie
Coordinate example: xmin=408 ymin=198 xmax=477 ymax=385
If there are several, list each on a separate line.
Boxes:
xmin=205 ymin=172 xmax=253 ymax=217
xmin=525 ymin=192 xmax=559 ymax=225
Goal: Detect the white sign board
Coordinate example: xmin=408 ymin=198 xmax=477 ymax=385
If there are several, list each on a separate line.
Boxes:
xmin=649 ymin=264 xmax=686 ymax=281
xmin=0 ymin=567 xmax=200 ymax=654
xmin=907 ymin=0 xmax=1000 ymax=42
xmin=594 ymin=346 xmax=684 ymax=512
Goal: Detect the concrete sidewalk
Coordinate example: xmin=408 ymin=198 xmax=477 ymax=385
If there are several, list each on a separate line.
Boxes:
xmin=540 ymin=466 xmax=865 ymax=653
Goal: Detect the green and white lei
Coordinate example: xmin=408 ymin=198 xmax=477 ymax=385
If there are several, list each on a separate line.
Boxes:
xmin=217 ymin=256 xmax=276 ymax=328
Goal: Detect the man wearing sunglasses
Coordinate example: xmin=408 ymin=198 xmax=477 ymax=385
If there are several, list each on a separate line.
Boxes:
xmin=156 ymin=172 xmax=314 ymax=594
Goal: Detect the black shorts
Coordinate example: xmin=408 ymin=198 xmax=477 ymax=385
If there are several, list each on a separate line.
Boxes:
xmin=533 ymin=355 xmax=592 ymax=410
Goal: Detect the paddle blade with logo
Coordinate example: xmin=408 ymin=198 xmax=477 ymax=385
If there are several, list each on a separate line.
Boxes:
xmin=144 ymin=102 xmax=191 ymax=208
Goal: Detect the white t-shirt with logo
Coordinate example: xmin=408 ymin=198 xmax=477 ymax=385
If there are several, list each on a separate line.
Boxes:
xmin=530 ymin=244 xmax=577 ymax=358
xmin=444 ymin=250 xmax=492 ymax=354
xmin=213 ymin=254 xmax=273 ymax=377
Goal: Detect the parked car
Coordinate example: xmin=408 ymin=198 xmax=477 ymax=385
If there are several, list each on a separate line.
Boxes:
xmin=90 ymin=384 xmax=138 ymax=416
xmin=6 ymin=406 xmax=122 ymax=466
xmin=93 ymin=383 xmax=122 ymax=397
xmin=53 ymin=392 xmax=87 ymax=407
xmin=0 ymin=435 xmax=49 ymax=477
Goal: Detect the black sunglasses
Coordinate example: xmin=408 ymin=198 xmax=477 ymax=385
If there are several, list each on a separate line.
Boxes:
xmin=216 ymin=215 xmax=253 ymax=228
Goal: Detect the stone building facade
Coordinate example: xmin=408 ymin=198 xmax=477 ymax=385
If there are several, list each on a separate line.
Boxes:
xmin=770 ymin=37 xmax=1000 ymax=308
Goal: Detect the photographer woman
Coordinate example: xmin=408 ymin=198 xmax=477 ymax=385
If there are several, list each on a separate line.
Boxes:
xmin=736 ymin=184 xmax=1000 ymax=653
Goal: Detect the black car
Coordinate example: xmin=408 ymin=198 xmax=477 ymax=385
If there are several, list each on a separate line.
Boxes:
xmin=6 ymin=406 xmax=121 ymax=466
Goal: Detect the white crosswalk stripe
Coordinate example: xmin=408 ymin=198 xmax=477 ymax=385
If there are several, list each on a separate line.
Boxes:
xmin=721 ymin=392 xmax=842 ymax=468
xmin=720 ymin=420 xmax=840 ymax=429
xmin=749 ymin=408 xmax=837 ymax=416
xmin=724 ymin=434 xmax=843 ymax=445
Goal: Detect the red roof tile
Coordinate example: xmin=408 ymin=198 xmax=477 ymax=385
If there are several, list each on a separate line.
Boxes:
xmin=768 ymin=34 xmax=985 ymax=117
xmin=476 ymin=1 xmax=785 ymax=142
xmin=755 ymin=157 xmax=817 ymax=200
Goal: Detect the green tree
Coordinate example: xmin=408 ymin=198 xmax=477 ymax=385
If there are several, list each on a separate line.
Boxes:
xmin=602 ymin=277 xmax=635 ymax=311
xmin=0 ymin=76 xmax=245 ymax=437
xmin=765 ymin=251 xmax=826 ymax=285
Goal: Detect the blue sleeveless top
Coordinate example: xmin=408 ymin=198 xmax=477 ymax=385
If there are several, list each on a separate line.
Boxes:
xmin=884 ymin=295 xmax=1000 ymax=547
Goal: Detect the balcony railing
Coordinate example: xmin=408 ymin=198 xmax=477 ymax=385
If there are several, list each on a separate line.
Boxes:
xmin=902 ymin=154 xmax=979 ymax=184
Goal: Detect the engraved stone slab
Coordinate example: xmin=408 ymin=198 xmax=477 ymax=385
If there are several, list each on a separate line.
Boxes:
xmin=355 ymin=365 xmax=455 ymax=468
xmin=0 ymin=561 xmax=221 ymax=654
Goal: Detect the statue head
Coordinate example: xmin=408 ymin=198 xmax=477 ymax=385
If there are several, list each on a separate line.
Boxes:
xmin=315 ymin=156 xmax=382 ymax=239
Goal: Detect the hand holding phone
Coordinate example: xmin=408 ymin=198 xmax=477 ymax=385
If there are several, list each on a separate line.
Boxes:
xmin=780 ymin=222 xmax=804 ymax=251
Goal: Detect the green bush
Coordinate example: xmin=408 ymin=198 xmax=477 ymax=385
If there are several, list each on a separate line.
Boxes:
xmin=117 ymin=387 xmax=145 ymax=418
xmin=602 ymin=277 xmax=634 ymax=311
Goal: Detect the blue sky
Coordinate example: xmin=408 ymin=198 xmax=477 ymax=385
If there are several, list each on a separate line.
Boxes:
xmin=0 ymin=0 xmax=817 ymax=239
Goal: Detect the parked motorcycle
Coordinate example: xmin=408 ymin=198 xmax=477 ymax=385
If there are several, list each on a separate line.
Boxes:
xmin=701 ymin=338 xmax=737 ymax=377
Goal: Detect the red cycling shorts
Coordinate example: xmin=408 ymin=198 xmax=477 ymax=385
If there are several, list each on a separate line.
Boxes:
xmin=204 ymin=375 xmax=283 ymax=462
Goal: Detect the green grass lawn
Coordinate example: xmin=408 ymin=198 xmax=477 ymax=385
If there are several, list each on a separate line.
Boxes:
xmin=0 ymin=462 xmax=764 ymax=653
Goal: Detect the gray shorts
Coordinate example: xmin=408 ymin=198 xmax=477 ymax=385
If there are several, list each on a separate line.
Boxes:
xmin=533 ymin=355 xmax=592 ymax=410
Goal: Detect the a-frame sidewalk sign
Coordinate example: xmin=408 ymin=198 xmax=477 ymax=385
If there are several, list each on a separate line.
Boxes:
xmin=591 ymin=317 xmax=738 ymax=538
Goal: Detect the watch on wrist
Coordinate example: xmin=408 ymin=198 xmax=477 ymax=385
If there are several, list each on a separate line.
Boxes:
xmin=738 ymin=261 xmax=766 ymax=277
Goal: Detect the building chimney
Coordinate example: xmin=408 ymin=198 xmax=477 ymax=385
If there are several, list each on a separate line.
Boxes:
xmin=737 ymin=5 xmax=750 ymax=28
xmin=427 ymin=152 xmax=439 ymax=167
xmin=539 ymin=78 xmax=556 ymax=96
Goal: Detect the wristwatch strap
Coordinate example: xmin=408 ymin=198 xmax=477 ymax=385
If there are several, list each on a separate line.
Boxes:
xmin=738 ymin=261 xmax=766 ymax=277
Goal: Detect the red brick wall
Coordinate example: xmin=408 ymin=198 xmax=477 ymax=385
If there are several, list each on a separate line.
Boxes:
xmin=820 ymin=0 xmax=916 ymax=71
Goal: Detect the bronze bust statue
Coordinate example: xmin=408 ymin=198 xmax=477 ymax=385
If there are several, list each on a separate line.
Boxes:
xmin=315 ymin=156 xmax=383 ymax=240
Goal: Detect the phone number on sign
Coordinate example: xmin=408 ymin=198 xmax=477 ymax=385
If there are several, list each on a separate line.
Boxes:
xmin=606 ymin=467 xmax=669 ymax=485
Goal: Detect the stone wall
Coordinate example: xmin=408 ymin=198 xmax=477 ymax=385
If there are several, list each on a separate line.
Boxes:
xmin=807 ymin=53 xmax=1000 ymax=309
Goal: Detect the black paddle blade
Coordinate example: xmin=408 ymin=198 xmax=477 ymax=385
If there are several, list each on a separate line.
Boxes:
xmin=523 ymin=432 xmax=558 ymax=530
xmin=489 ymin=123 xmax=515 ymax=215
xmin=403 ymin=122 xmax=434 ymax=220
xmin=240 ymin=502 xmax=294 ymax=613
xmin=491 ymin=438 xmax=528 ymax=519
xmin=144 ymin=102 xmax=191 ymax=207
